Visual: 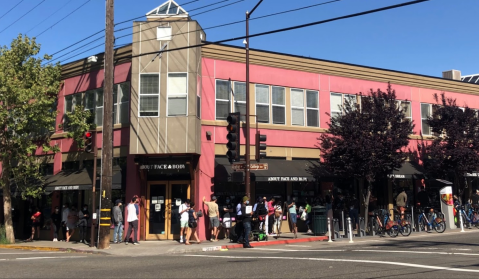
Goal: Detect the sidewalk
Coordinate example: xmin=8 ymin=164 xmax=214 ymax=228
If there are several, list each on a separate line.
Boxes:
xmin=0 ymin=233 xmax=328 ymax=256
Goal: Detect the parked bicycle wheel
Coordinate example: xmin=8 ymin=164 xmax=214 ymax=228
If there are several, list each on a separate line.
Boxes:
xmin=434 ymin=221 xmax=446 ymax=233
xmin=399 ymin=224 xmax=412 ymax=236
xmin=418 ymin=218 xmax=428 ymax=232
xmin=387 ymin=227 xmax=399 ymax=237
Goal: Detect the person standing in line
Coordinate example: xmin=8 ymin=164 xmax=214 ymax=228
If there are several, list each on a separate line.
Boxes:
xmin=113 ymin=199 xmax=124 ymax=244
xmin=220 ymin=197 xmax=234 ymax=240
xmin=66 ymin=206 xmax=78 ymax=243
xmin=51 ymin=206 xmax=62 ymax=242
xmin=241 ymin=196 xmax=254 ymax=248
xmin=348 ymin=197 xmax=359 ymax=231
xmin=61 ymin=203 xmax=70 ymax=242
xmin=179 ymin=199 xmax=191 ymax=243
xmin=235 ymin=199 xmax=244 ymax=243
xmin=305 ymin=199 xmax=312 ymax=234
xmin=396 ymin=188 xmax=407 ymax=220
xmin=273 ymin=200 xmax=283 ymax=236
xmin=185 ymin=202 xmax=200 ymax=245
xmin=77 ymin=204 xmax=90 ymax=244
xmin=287 ymin=199 xmax=298 ymax=239
xmin=203 ymin=196 xmax=220 ymax=242
xmin=124 ymin=196 xmax=140 ymax=245
xmin=26 ymin=208 xmax=41 ymax=241
xmin=266 ymin=197 xmax=276 ymax=235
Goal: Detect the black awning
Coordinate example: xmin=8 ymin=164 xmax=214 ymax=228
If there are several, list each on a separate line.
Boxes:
xmin=388 ymin=162 xmax=425 ymax=179
xmin=215 ymin=157 xmax=319 ymax=183
xmin=44 ymin=167 xmax=123 ymax=191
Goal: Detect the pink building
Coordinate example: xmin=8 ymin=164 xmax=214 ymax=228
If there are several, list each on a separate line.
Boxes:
xmin=12 ymin=1 xmax=479 ymax=242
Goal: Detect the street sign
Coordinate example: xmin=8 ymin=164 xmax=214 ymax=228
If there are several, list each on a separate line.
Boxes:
xmin=232 ymin=163 xmax=268 ymax=171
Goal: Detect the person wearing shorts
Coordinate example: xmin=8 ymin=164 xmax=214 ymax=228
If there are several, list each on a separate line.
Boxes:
xmin=203 ymin=196 xmax=219 ymax=241
xmin=66 ymin=206 xmax=78 ymax=243
xmin=396 ymin=189 xmax=407 ymax=220
xmin=221 ymin=198 xmax=234 ymax=239
xmin=179 ymin=199 xmax=191 ymax=243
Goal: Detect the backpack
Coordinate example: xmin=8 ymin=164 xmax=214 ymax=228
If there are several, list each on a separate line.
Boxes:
xmin=256 ymin=203 xmax=268 ymax=216
xmin=196 ymin=210 xmax=203 ymax=218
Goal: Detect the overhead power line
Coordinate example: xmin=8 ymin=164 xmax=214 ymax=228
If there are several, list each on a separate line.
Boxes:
xmin=0 ymin=0 xmax=46 ymax=34
xmin=50 ymin=0 xmax=246 ymax=64
xmin=36 ymin=0 xmax=92 ymax=38
xmin=26 ymin=0 xmax=75 ymax=34
xmin=58 ymin=0 xmax=343 ymax=64
xmin=0 ymin=0 xmax=25 ymax=21
xmin=49 ymin=0 xmax=201 ymax=57
xmin=132 ymin=0 xmax=431 ymax=59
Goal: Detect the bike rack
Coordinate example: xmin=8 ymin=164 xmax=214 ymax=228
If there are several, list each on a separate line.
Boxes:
xmin=358 ymin=217 xmax=366 ymax=237
xmin=333 ymin=218 xmax=341 ymax=239
xmin=369 ymin=216 xmax=376 ymax=236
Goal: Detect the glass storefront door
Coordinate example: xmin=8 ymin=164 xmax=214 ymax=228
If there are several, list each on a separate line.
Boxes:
xmin=146 ymin=181 xmax=190 ymax=240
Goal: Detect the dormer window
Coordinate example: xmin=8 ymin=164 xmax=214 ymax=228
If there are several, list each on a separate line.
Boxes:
xmin=146 ymin=0 xmax=188 ymax=18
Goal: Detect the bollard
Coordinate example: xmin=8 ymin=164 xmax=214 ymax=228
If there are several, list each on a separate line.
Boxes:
xmin=347 ymin=217 xmax=354 ymax=243
xmin=411 ymin=207 xmax=415 ymax=232
xmin=369 ymin=216 xmax=376 ymax=236
xmin=460 ymin=212 xmax=465 ymax=232
xmin=328 ymin=217 xmax=333 ymax=242
xmin=341 ymin=211 xmax=345 ymax=237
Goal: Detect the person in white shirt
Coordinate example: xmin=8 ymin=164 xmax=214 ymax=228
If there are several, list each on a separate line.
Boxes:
xmin=124 ymin=197 xmax=140 ymax=245
xmin=178 ymin=199 xmax=191 ymax=243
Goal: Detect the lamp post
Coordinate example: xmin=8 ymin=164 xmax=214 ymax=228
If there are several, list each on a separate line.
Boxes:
xmin=245 ymin=0 xmax=264 ymax=199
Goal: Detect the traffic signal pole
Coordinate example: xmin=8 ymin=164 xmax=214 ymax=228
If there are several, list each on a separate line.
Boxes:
xmin=90 ymin=130 xmax=98 ymax=248
xmin=245 ymin=0 xmax=264 ymax=199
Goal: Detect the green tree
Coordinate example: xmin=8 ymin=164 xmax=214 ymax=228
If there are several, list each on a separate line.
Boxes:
xmin=0 ymin=35 xmax=61 ymax=243
xmin=317 ymin=84 xmax=414 ymax=228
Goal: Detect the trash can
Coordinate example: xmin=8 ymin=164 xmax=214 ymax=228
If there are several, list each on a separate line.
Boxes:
xmin=311 ymin=206 xmax=327 ymax=235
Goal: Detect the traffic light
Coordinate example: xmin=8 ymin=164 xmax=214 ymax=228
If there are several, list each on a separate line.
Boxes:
xmin=255 ymin=132 xmax=267 ymax=162
xmin=226 ymin=112 xmax=241 ymax=163
xmin=84 ymin=131 xmax=93 ymax=153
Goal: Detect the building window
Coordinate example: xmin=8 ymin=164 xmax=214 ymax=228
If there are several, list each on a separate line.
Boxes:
xmin=272 ymin=86 xmax=285 ymax=124
xmin=95 ymin=89 xmax=104 ymax=126
xmin=256 ymin=84 xmax=270 ymax=123
xmin=397 ymin=101 xmax=411 ymax=123
xmin=291 ymin=89 xmax=304 ymax=126
xmin=167 ymin=73 xmax=187 ymax=116
xmin=421 ymin=103 xmax=436 ymax=135
xmin=65 ymin=93 xmax=82 ymax=113
xmin=215 ymin=79 xmax=230 ymax=120
xmin=330 ymin=93 xmax=357 ymax=118
xmin=113 ymin=83 xmax=130 ymax=124
xmin=157 ymin=26 xmax=172 ymax=41
xmin=233 ymin=81 xmax=246 ymax=121
xmin=139 ymin=74 xmax=159 ymax=117
xmin=306 ymin=90 xmax=319 ymax=127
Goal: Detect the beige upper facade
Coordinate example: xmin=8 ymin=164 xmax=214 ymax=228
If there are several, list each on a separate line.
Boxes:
xmin=130 ymin=2 xmax=203 ymax=155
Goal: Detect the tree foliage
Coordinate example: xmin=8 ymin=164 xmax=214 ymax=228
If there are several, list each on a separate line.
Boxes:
xmin=424 ymin=93 xmax=479 ymax=197
xmin=317 ymin=84 xmax=414 ymax=226
xmin=61 ymin=105 xmax=94 ymax=149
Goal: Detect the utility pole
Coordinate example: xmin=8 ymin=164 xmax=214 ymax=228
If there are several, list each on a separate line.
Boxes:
xmin=245 ymin=0 xmax=264 ymax=198
xmin=90 ymin=130 xmax=98 ymax=248
xmin=98 ymin=0 xmax=114 ymax=250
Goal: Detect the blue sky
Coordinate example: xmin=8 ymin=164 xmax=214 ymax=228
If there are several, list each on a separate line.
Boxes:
xmin=0 ymin=0 xmax=477 ymax=77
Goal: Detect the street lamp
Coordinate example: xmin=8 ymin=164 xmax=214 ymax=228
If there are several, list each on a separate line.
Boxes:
xmin=245 ymin=0 xmax=264 ymax=198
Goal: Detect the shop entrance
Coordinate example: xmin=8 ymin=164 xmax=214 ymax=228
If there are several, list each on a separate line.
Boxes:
xmin=146 ymin=181 xmax=190 ymax=240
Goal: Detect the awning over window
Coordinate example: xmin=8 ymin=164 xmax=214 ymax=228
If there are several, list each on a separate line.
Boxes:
xmin=44 ymin=167 xmax=123 ymax=192
xmin=215 ymin=158 xmax=325 ymax=183
xmin=388 ymin=162 xmax=425 ymax=179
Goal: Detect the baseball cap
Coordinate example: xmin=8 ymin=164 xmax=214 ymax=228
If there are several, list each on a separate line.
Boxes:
xmin=242 ymin=196 xmax=249 ymax=202
xmin=115 ymin=199 xmax=122 ymax=205
xmin=211 ymin=196 xmax=217 ymax=201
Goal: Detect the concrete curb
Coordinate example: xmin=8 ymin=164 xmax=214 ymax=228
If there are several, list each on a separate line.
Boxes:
xmin=0 ymin=244 xmax=108 ymax=255
xmin=222 ymin=236 xmax=329 ymax=250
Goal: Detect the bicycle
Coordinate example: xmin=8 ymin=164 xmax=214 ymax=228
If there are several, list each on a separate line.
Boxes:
xmin=392 ymin=209 xmax=412 ymax=237
xmin=456 ymin=204 xmax=479 ymax=229
xmin=372 ymin=209 xmax=398 ymax=237
xmin=417 ymin=208 xmax=446 ymax=233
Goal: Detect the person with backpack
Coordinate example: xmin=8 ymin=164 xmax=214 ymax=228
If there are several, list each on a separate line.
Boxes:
xmin=253 ymin=197 xmax=267 ymax=232
xmin=185 ymin=202 xmax=200 ymax=245
xmin=220 ymin=197 xmax=234 ymax=240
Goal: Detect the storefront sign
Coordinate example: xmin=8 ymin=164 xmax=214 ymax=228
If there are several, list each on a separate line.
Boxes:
xmin=388 ymin=174 xmax=406 ymax=178
xmin=54 ymin=185 xmax=80 ymax=190
xmin=231 ymin=163 xmax=268 ymax=171
xmin=140 ymin=164 xmax=187 ymax=170
xmin=466 ymin=172 xmax=479 ymax=177
xmin=267 ymin=177 xmax=309 ymax=182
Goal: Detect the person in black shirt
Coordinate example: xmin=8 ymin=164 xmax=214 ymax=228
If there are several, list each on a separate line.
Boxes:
xmin=241 ymin=196 xmax=254 ymax=248
xmin=51 ymin=206 xmax=62 ymax=241
xmin=220 ymin=198 xmax=235 ymax=240
xmin=471 ymin=189 xmax=479 ymax=207
xmin=78 ymin=204 xmax=90 ymax=244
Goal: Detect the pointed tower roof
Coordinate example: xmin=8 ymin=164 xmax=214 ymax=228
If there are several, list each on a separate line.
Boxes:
xmin=146 ymin=0 xmax=188 ymax=19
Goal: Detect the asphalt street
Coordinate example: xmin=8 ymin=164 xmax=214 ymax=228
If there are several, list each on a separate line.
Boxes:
xmin=2 ymin=229 xmax=479 ymax=278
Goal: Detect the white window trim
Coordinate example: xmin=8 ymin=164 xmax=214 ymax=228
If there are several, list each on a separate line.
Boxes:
xmin=138 ymin=73 xmax=160 ymax=118
xmin=167 ymin=72 xmax=188 ymax=117
xmin=215 ymin=79 xmax=231 ymax=120
xmin=233 ymin=81 xmax=246 ymax=121
xmin=396 ymin=100 xmax=412 ymax=122
xmin=306 ymin=90 xmax=319 ymax=127
xmin=114 ymin=83 xmax=130 ymax=124
xmin=271 ymin=86 xmax=286 ymax=125
xmin=421 ymin=103 xmax=432 ymax=136
xmin=255 ymin=84 xmax=270 ymax=124
xmin=330 ymin=92 xmax=358 ymax=117
xmin=291 ymin=88 xmax=305 ymax=126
